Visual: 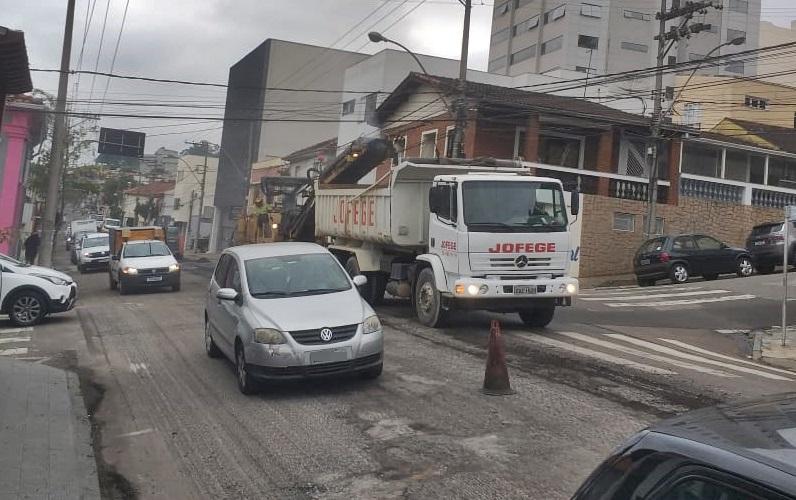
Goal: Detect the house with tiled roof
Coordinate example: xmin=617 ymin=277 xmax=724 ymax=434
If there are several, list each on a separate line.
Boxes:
xmin=122 ymin=181 xmax=175 ymax=226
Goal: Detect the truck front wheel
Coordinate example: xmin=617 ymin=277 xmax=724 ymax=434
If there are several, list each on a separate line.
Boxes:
xmin=414 ymin=268 xmax=447 ymax=328
xmin=518 ymin=301 xmax=555 ymax=328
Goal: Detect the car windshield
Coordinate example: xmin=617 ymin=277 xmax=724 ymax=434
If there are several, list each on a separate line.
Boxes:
xmin=83 ymin=236 xmax=109 ymax=248
xmin=462 ymin=181 xmax=568 ymax=233
xmin=123 ymin=242 xmax=171 ymax=257
xmin=752 ymin=223 xmax=784 ymax=236
xmin=245 ymin=253 xmax=352 ymax=298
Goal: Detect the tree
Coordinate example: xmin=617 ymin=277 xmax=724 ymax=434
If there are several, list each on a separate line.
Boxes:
xmin=101 ymin=174 xmax=137 ymax=220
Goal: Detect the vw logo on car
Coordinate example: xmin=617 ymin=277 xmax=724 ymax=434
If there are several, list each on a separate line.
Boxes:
xmin=319 ymin=328 xmax=334 ymax=342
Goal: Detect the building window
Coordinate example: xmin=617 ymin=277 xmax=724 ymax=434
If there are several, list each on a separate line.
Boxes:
xmin=342 ymin=99 xmax=355 ymax=115
xmin=642 ymin=216 xmax=664 ymax=235
xmin=623 ymin=9 xmax=650 ymax=21
xmin=493 ymin=27 xmax=510 ymax=44
xmin=541 ymin=36 xmax=563 ymax=55
xmin=420 ymin=130 xmax=438 ymax=158
xmin=510 ymin=44 xmax=537 ymax=64
xmin=613 ymin=213 xmax=635 ymax=232
xmin=577 ymin=35 xmax=599 ymax=50
xmin=621 ymin=41 xmax=649 ymax=53
xmin=444 ymin=126 xmax=456 ymax=158
xmin=729 ymin=0 xmax=748 ymax=13
xmin=744 ymin=95 xmax=768 ymax=110
xmin=495 ymin=0 xmax=510 ymax=16
xmin=364 ymin=92 xmax=378 ymax=123
xmin=392 ymin=136 xmax=407 ymax=166
xmin=793 ymin=112 xmax=796 ymax=129
xmin=513 ymin=15 xmax=539 ymax=35
xmin=683 ymin=103 xmax=702 ymax=127
xmin=488 ymin=55 xmax=507 ymax=72
xmin=543 ymin=4 xmax=565 ymax=24
xmin=668 ymin=55 xmax=677 ymax=66
xmin=173 ymin=197 xmax=181 ymax=210
xmin=581 ymin=3 xmax=601 ymax=18
xmin=682 ymin=143 xmax=721 ymax=177
xmin=705 ymin=24 xmax=718 ymax=33
xmin=539 ymin=133 xmax=583 ymax=168
xmin=727 ymin=28 xmax=746 ymax=42
xmin=725 ymin=60 xmax=744 ymax=74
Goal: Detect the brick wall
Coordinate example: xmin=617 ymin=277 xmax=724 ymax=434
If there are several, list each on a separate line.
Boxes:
xmin=579 ymin=194 xmax=782 ymax=278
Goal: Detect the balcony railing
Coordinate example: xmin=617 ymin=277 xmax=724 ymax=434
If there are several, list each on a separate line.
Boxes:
xmin=680 ymin=173 xmax=796 ymax=207
xmin=533 ymin=164 xmax=670 ymax=202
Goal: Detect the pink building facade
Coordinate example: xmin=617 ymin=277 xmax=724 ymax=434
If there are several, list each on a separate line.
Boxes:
xmin=0 ymin=97 xmax=44 ymax=256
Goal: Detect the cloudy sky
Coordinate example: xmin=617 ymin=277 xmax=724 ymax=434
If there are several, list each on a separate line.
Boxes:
xmin=5 ymin=0 xmax=795 ymax=155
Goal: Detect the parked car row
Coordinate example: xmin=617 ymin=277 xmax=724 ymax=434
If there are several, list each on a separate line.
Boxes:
xmin=634 ymin=221 xmax=796 ymax=286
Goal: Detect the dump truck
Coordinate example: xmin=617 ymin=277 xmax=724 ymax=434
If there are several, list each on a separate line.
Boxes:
xmin=108 ymin=226 xmax=165 ymax=257
xmin=313 ymin=158 xmax=580 ymax=328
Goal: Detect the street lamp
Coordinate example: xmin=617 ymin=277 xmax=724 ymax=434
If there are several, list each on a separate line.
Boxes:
xmin=368 ymin=31 xmax=429 ymax=75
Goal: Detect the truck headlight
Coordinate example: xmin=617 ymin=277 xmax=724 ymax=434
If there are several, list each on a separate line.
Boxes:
xmin=122 ymin=267 xmax=138 ymax=275
xmin=363 ymin=315 xmax=381 ymax=334
xmin=254 ymin=328 xmax=286 ymax=344
xmin=169 ymin=263 xmax=180 ymax=272
xmin=566 ymin=283 xmax=577 ymax=295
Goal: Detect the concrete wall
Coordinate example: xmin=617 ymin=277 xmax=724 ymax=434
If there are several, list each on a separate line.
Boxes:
xmin=579 ymin=194 xmax=781 ymax=279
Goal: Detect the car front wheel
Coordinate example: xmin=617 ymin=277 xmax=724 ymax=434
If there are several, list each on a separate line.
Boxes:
xmin=235 ymin=343 xmax=258 ymax=395
xmin=737 ymin=257 xmax=753 ymax=277
xmin=9 ymin=291 xmax=48 ymax=327
xmin=670 ymin=263 xmax=689 ymax=284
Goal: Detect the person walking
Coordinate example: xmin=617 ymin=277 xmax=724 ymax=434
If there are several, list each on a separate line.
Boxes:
xmin=24 ymin=230 xmax=41 ymax=265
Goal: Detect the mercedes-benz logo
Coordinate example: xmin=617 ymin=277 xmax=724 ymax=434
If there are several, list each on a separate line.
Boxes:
xmin=514 ymin=255 xmax=528 ymax=268
xmin=319 ymin=328 xmax=333 ymax=342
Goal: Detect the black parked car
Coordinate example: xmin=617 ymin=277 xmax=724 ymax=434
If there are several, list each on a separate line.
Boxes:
xmin=634 ymin=234 xmax=753 ymax=286
xmin=573 ymin=393 xmax=796 ymax=499
xmin=746 ymin=221 xmax=796 ymax=274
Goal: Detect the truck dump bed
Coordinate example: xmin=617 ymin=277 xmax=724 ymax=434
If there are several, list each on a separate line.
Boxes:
xmin=109 ymin=226 xmax=165 ymax=256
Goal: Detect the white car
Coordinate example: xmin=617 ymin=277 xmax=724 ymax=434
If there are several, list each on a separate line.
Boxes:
xmin=109 ymin=240 xmax=181 ymax=295
xmin=204 ymin=242 xmax=383 ymax=394
xmin=76 ymin=232 xmax=110 ymax=273
xmin=0 ymin=253 xmax=78 ymax=326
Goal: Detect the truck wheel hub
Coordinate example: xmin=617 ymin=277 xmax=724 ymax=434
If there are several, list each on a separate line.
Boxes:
xmin=418 ymin=282 xmax=435 ymax=313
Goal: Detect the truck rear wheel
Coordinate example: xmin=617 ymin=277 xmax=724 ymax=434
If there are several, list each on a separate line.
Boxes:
xmin=414 ymin=268 xmax=447 ymax=328
xmin=518 ymin=301 xmax=555 ymax=328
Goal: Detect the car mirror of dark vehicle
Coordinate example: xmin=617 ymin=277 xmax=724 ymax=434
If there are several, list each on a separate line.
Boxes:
xmin=216 ymin=288 xmax=239 ymax=301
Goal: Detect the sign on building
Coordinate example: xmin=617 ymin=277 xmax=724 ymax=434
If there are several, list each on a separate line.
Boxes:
xmin=98 ymin=128 xmax=146 ymax=158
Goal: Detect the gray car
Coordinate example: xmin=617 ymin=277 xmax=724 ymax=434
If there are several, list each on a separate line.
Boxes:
xmin=204 ymin=242 xmax=384 ymax=394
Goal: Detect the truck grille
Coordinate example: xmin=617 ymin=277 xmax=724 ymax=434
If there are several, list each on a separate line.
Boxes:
xmin=288 ymin=324 xmax=359 ymax=345
xmin=469 ymin=253 xmax=566 ymax=273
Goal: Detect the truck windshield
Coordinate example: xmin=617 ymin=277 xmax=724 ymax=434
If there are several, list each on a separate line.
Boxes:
xmin=124 ymin=242 xmax=171 ymax=257
xmin=245 ymin=253 xmax=352 ymax=298
xmin=462 ymin=181 xmax=568 ymax=232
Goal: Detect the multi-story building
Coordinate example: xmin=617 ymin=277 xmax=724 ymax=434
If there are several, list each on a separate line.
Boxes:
xmin=759 ymin=21 xmax=796 ymax=86
xmin=172 ymin=152 xmax=219 ymax=251
xmin=488 ymin=0 xmax=760 ymax=85
xmin=140 ymin=147 xmax=179 ymax=180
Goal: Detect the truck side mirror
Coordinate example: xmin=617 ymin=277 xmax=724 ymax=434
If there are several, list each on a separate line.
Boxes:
xmin=570 ymin=189 xmax=580 ymax=216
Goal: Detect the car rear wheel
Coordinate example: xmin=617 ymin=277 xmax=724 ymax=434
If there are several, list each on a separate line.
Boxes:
xmin=670 ymin=263 xmax=689 ymax=284
xmin=518 ymin=301 xmax=556 ymax=328
xmin=756 ymin=263 xmax=776 ymax=274
xmin=414 ymin=268 xmax=447 ymax=328
xmin=737 ymin=257 xmax=753 ymax=278
xmin=9 ymin=291 xmax=48 ymax=327
xmin=235 ymin=342 xmax=258 ymax=395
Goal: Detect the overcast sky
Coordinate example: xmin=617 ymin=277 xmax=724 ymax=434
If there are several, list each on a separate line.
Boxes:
xmin=4 ymin=0 xmax=795 ymax=155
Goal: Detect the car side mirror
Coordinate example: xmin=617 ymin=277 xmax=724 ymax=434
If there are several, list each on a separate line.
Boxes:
xmin=570 ymin=189 xmax=580 ymax=216
xmin=111 ymin=255 xmax=119 ymax=261
xmin=353 ymin=275 xmax=368 ymax=287
xmin=216 ymin=288 xmax=239 ymax=301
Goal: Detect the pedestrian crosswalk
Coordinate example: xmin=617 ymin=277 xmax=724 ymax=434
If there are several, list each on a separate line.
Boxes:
xmin=516 ymin=329 xmax=795 ymax=382
xmin=0 ymin=326 xmax=39 ymax=361
xmin=579 ymin=286 xmax=756 ymax=309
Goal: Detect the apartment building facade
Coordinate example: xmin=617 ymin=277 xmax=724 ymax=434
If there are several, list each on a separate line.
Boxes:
xmin=488 ymin=0 xmax=760 ymax=85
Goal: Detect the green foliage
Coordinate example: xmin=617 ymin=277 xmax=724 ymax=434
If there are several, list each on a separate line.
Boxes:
xmin=134 ymin=199 xmax=160 ymax=224
xmin=101 ymin=174 xmax=137 ymax=219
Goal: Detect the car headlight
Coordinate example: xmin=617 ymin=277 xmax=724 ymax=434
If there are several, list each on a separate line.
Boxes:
xmin=83 ymin=251 xmax=91 ymax=257
xmin=122 ymin=267 xmax=138 ymax=275
xmin=169 ymin=263 xmax=180 ymax=272
xmin=363 ymin=315 xmax=382 ymax=334
xmin=31 ymin=274 xmax=70 ymax=286
xmin=254 ymin=328 xmax=286 ymax=344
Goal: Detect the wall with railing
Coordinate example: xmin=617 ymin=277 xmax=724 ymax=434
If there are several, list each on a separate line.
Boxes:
xmin=533 ymin=164 xmax=670 ymax=204
xmin=679 ymin=173 xmax=796 ymax=208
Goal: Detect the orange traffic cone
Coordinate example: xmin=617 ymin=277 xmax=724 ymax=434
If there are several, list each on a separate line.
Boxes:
xmin=482 ymin=320 xmax=515 ymax=396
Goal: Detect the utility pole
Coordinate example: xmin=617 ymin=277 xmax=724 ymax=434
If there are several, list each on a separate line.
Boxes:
xmin=185 ymin=190 xmax=195 ymax=252
xmin=39 ymin=0 xmax=76 ymax=267
xmin=450 ymin=0 xmax=472 ymax=159
xmin=185 ymin=140 xmax=210 ymax=250
xmin=645 ymin=0 xmax=720 ymax=237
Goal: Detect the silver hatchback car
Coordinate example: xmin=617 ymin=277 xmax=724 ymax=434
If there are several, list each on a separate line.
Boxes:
xmin=204 ymin=242 xmax=384 ymax=394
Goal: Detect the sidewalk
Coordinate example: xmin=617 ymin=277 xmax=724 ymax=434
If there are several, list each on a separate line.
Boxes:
xmin=0 ymin=359 xmax=100 ymax=500
xmin=759 ymin=328 xmax=796 ymax=371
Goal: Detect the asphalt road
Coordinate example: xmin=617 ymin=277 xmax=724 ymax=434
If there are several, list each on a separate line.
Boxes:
xmin=1 ymin=250 xmax=794 ymax=499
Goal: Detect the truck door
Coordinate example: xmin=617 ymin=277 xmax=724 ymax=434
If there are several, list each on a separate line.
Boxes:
xmin=428 ymin=182 xmax=459 ymax=276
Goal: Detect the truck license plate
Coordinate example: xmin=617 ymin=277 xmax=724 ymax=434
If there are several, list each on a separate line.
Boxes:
xmin=513 ymin=285 xmax=536 ymax=295
xmin=310 ymin=348 xmax=348 ymax=364
xmin=146 ymin=276 xmax=162 ymax=282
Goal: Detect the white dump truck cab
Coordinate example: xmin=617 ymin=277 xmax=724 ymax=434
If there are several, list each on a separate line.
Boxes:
xmin=417 ymin=172 xmax=578 ymax=327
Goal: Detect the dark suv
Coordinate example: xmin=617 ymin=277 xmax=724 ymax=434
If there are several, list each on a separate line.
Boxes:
xmin=634 ymin=234 xmax=753 ymax=286
xmin=746 ymin=221 xmax=796 ymax=274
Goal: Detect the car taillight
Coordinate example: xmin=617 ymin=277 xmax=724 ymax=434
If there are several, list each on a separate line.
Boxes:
xmin=660 ymin=252 xmax=671 ymax=262
xmin=772 ymin=234 xmax=785 ymax=242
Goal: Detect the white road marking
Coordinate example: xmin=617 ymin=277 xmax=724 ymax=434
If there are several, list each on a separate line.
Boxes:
xmin=116 ymin=428 xmax=154 ymax=438
xmin=0 ymin=348 xmax=29 ymax=356
xmin=606 ymin=294 xmax=756 ymax=308
xmin=555 ymin=332 xmax=737 ymax=377
xmin=0 ymin=337 xmax=30 ymax=345
xmin=580 ymin=290 xmax=728 ymax=302
xmin=129 ymin=362 xmax=149 ymax=375
xmin=658 ymin=338 xmax=796 ymax=376
xmin=579 ymin=286 xmax=701 ymax=297
xmin=521 ymin=334 xmax=677 ymax=375
xmin=605 ymin=334 xmax=794 ymax=381
xmin=0 ymin=327 xmax=33 ymax=335
xmin=715 ymin=329 xmax=749 ymax=335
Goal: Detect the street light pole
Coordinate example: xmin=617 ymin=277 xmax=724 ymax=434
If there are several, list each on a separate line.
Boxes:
xmin=39 ymin=0 xmax=76 ymax=267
